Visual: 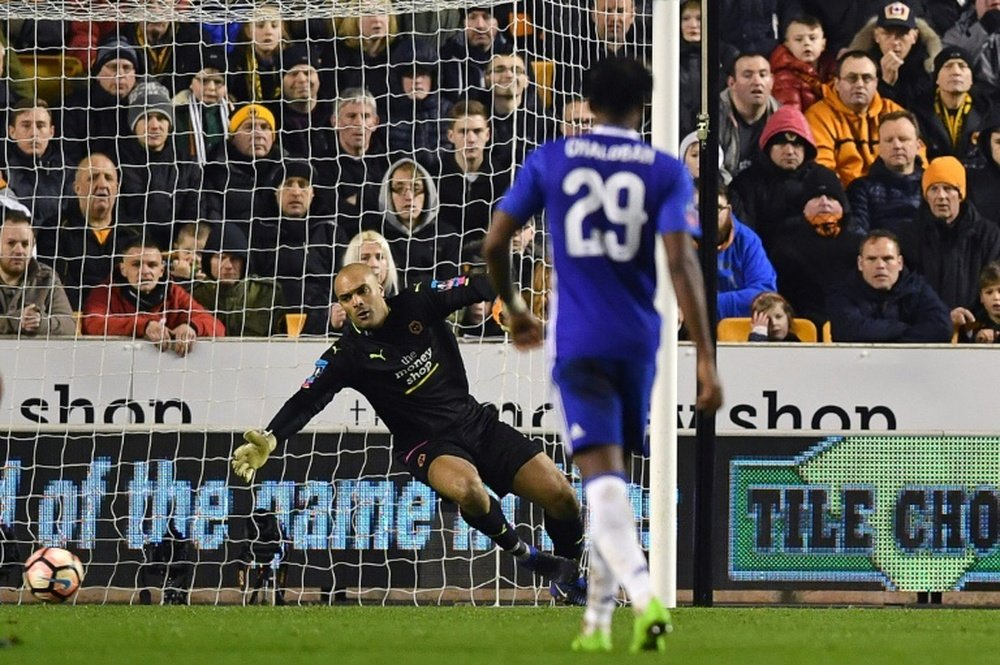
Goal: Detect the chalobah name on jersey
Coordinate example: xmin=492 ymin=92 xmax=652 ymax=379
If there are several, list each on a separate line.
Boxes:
xmin=563 ymin=138 xmax=656 ymax=164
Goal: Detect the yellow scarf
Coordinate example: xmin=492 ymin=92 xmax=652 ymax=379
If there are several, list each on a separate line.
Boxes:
xmin=935 ymin=91 xmax=973 ymax=150
xmin=136 ymin=25 xmax=171 ymax=76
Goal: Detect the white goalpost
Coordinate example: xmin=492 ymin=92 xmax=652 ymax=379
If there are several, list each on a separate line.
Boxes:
xmin=648 ymin=0 xmax=681 ymax=610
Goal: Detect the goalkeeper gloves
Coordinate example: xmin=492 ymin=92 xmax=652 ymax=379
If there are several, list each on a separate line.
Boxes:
xmin=232 ymin=429 xmax=277 ymax=483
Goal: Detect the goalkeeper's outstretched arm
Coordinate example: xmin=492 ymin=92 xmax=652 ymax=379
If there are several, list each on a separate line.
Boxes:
xmin=231 ymin=344 xmax=348 ymax=482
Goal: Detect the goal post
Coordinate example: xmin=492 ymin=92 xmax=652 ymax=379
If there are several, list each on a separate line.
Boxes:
xmin=0 ymin=0 xmax=683 ymax=605
xmin=648 ymin=0 xmax=681 ymax=610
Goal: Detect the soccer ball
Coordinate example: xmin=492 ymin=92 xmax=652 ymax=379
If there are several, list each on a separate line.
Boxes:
xmin=23 ymin=547 xmax=85 ymax=603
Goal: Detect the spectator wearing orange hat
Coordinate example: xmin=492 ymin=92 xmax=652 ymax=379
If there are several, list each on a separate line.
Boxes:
xmin=909 ymin=156 xmax=1000 ymax=327
xmin=202 ymin=103 xmax=283 ymax=238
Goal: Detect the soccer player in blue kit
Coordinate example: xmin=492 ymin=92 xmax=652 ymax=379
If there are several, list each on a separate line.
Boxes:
xmin=484 ymin=57 xmax=723 ymax=653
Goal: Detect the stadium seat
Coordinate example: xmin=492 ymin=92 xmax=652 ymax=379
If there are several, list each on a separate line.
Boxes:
xmin=15 ymin=53 xmax=84 ymax=106
xmin=822 ymin=321 xmax=832 ymax=344
xmin=509 ymin=10 xmax=536 ymax=37
xmin=532 ymin=59 xmax=555 ymax=109
xmin=717 ymin=317 xmax=818 ymax=343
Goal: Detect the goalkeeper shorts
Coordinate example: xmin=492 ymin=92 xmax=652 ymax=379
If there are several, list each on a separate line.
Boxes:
xmin=397 ymin=413 xmax=543 ymax=497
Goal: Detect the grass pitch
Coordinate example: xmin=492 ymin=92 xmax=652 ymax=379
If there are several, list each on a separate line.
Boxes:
xmin=0 ymin=605 xmax=996 ymax=665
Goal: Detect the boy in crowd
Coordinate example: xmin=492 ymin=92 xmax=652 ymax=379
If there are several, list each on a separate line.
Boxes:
xmin=770 ymin=15 xmax=835 ymax=112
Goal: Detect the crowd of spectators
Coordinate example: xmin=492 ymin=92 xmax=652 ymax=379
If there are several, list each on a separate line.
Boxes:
xmin=2 ymin=0 xmax=1000 ymax=346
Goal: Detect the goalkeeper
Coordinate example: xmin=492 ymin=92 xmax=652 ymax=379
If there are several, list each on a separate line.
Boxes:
xmin=233 ymin=263 xmax=587 ymax=604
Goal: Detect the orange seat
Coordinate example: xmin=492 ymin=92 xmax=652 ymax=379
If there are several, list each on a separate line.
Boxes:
xmin=531 ymin=59 xmax=555 ymax=109
xmin=822 ymin=320 xmax=832 ymax=344
xmin=14 ymin=53 xmax=84 ymax=106
xmin=717 ymin=317 xmax=818 ymax=343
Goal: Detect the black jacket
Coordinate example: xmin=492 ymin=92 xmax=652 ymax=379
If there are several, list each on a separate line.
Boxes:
xmin=718 ymin=0 xmax=784 ymax=55
xmin=1 ymin=140 xmax=74 ymax=261
xmin=55 ymin=205 xmax=144 ymax=310
xmin=846 ymin=158 xmax=924 ymax=235
xmin=827 ymin=268 xmax=953 ymax=343
xmin=249 ymin=214 xmax=339 ymax=335
xmin=435 ymin=149 xmax=504 ymax=255
xmin=730 ymin=160 xmax=824 ymax=250
xmin=277 ymin=101 xmax=334 ymax=161
xmin=912 ymin=93 xmax=991 ymax=162
xmin=203 ymin=141 xmax=284 ymax=236
xmin=965 ymin=108 xmax=1000 ymax=222
xmin=908 ymin=202 xmax=1000 ymax=310
xmin=118 ymin=137 xmax=203 ymax=248
xmin=62 ymin=83 xmax=131 ymax=164
xmin=870 ymin=42 xmax=935 ymax=112
xmin=769 ymin=221 xmax=862 ymax=327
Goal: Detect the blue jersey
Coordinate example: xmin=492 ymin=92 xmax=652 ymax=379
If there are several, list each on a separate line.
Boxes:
xmin=497 ymin=125 xmax=698 ymax=360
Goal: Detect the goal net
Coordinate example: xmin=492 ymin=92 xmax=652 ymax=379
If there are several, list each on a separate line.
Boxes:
xmin=0 ymin=0 xmax=657 ymax=605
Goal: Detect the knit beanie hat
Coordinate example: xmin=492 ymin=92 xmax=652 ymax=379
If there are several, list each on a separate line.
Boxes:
xmin=228 ymin=103 xmax=276 ymax=135
xmin=678 ymin=131 xmax=733 ymax=185
xmin=282 ymin=42 xmax=320 ymax=71
xmin=127 ymin=81 xmax=174 ymax=130
xmin=276 ymin=160 xmax=313 ymax=186
xmin=922 ymin=156 xmax=966 ymax=199
xmin=799 ymin=166 xmax=847 ymax=209
xmin=93 ymin=37 xmax=139 ymax=74
xmin=933 ymin=46 xmax=975 ymax=82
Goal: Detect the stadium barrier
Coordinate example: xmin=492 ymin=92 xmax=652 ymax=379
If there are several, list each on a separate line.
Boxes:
xmin=2 ymin=340 xmax=1000 ymax=604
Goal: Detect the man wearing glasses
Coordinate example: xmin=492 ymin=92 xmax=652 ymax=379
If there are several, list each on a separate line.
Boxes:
xmin=806 ymin=50 xmax=908 ymax=187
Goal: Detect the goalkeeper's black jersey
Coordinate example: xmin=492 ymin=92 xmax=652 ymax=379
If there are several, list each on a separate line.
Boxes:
xmin=267 ymin=275 xmax=496 ymax=450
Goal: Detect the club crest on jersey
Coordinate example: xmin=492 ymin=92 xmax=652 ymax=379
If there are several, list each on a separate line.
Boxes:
xmin=302 ymin=359 xmax=328 ymax=389
xmin=409 ymin=320 xmax=424 ymax=335
xmin=429 ymin=276 xmax=468 ymax=292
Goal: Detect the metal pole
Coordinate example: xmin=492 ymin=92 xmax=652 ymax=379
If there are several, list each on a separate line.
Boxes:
xmin=693 ymin=0 xmax=720 ymax=607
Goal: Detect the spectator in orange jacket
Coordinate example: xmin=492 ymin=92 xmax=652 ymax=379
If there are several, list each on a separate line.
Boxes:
xmin=81 ymin=237 xmax=225 ymax=355
xmin=805 ymin=50 xmax=915 ymax=187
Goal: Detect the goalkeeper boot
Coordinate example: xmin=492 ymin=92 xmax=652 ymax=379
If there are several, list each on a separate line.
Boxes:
xmin=571 ymin=629 xmax=612 ymax=653
xmin=550 ymin=575 xmax=587 ymax=606
xmin=629 ymin=597 xmax=672 ymax=654
xmin=518 ymin=545 xmax=575 ymax=581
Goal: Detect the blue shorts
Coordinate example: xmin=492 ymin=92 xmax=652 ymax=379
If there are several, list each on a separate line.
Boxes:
xmin=551 ymin=356 xmax=656 ymax=457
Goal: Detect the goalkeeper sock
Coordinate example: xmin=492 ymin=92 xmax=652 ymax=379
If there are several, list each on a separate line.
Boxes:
xmin=585 ymin=473 xmax=654 ymax=614
xmin=461 ymin=496 xmax=523 ymax=555
xmin=583 ymin=546 xmax=617 ymax=634
xmin=544 ymin=511 xmax=585 ymax=562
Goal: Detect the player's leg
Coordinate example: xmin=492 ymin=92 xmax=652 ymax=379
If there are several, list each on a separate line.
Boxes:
xmin=424 ymin=452 xmax=538 ymax=564
xmin=570 ymin=545 xmax=615 ymax=653
xmin=509 ymin=451 xmax=585 ymax=562
xmin=509 ymin=450 xmax=588 ymax=604
xmin=427 ymin=453 xmax=510 ymax=533
xmin=468 ymin=417 xmax=583 ymax=587
xmin=554 ymin=356 xmax=669 ymax=651
xmin=575 ymin=445 xmax=670 ymax=653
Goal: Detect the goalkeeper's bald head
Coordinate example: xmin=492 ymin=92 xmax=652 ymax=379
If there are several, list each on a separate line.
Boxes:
xmin=335 ymin=263 xmax=390 ymax=330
